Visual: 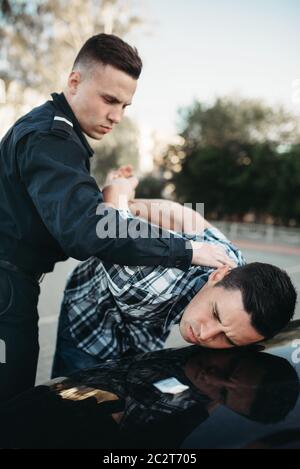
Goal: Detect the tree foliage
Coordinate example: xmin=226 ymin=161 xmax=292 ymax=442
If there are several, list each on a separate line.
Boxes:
xmin=0 ymin=0 xmax=143 ymax=96
xmin=162 ymin=97 xmax=300 ymax=226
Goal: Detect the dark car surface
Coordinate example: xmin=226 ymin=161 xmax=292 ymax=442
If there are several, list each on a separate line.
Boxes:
xmin=0 ymin=320 xmax=299 ymax=449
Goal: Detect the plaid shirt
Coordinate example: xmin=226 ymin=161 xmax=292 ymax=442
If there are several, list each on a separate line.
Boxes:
xmin=62 ymin=215 xmax=246 ymax=360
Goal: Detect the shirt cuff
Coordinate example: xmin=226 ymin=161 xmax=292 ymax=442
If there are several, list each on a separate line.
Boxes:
xmin=168 ymin=237 xmax=193 ymax=271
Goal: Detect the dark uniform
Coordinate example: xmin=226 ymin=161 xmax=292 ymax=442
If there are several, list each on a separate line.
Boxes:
xmin=0 ymin=92 xmax=192 ymax=400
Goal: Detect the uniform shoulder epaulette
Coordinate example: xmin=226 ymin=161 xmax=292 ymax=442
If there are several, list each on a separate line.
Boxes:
xmin=50 ymin=111 xmax=73 ymax=139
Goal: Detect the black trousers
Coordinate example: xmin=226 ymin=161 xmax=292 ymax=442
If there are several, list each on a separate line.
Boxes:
xmin=0 ymin=267 xmax=40 ymax=402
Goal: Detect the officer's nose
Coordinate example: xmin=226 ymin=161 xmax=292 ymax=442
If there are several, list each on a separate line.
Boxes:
xmin=198 ymin=322 xmax=222 ymax=342
xmin=107 ymin=108 xmax=123 ymax=125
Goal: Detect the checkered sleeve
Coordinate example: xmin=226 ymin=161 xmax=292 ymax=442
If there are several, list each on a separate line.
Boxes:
xmin=99 ymin=209 xmax=190 ymax=300
xmin=102 ymin=210 xmax=246 ymax=299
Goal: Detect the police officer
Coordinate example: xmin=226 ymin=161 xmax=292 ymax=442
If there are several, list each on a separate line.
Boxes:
xmin=0 ymin=33 xmax=204 ymax=401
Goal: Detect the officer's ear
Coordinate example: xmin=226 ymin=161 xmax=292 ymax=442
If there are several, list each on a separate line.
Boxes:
xmin=67 ymin=71 xmax=82 ymax=94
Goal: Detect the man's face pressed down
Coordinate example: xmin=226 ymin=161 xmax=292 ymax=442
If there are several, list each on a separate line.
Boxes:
xmin=179 ymin=267 xmax=265 ymax=349
xmin=66 ymin=62 xmax=137 ymax=140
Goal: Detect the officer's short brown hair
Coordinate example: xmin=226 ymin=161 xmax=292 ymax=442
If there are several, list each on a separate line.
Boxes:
xmin=73 ymin=33 xmax=142 ymax=79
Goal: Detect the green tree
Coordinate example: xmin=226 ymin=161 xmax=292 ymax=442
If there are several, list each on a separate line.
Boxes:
xmin=162 ymin=97 xmax=300 ymax=225
xmin=177 ymin=97 xmax=300 ymax=149
xmin=269 ymin=146 xmax=300 ymax=225
xmin=135 ymin=175 xmax=164 ymax=199
xmin=0 ymin=0 xmax=143 ymax=101
xmin=173 ymin=142 xmax=280 ymax=221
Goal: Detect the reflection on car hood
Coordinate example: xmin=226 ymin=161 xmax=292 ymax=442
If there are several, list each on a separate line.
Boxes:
xmin=0 ymin=320 xmax=299 ymax=449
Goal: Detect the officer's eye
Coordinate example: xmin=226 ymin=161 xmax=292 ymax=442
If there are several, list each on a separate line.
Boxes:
xmin=103 ymin=97 xmax=114 ymax=104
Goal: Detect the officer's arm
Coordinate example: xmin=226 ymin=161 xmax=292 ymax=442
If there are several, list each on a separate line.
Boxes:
xmin=17 ymin=132 xmax=192 ymax=270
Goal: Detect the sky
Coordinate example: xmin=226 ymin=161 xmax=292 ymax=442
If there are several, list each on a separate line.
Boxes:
xmin=1 ymin=0 xmax=299 ymax=171
xmin=123 ymin=0 xmax=300 ymax=169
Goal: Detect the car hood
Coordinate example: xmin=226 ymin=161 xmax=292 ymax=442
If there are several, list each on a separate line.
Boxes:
xmin=1 ymin=320 xmax=299 ymax=449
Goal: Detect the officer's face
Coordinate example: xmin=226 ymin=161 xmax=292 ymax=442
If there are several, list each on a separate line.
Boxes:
xmin=179 ymin=266 xmax=264 ymax=348
xmin=66 ymin=63 xmax=137 ymax=140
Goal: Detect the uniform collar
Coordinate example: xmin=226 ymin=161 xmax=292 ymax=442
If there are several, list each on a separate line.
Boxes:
xmin=51 ymin=92 xmax=94 ymax=158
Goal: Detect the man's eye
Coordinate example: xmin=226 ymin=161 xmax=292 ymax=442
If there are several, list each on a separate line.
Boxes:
xmin=212 ymin=308 xmax=219 ymax=322
xmin=224 ymin=334 xmax=235 ymax=347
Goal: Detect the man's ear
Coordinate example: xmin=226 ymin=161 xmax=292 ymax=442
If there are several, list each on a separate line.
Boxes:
xmin=208 ymin=265 xmax=231 ymax=285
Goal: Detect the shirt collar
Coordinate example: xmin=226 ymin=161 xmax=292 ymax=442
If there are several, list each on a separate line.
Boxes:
xmin=51 ymin=92 xmax=94 ymax=158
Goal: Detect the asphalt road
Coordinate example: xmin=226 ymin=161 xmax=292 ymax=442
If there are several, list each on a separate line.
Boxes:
xmin=36 ymin=243 xmax=300 ymax=384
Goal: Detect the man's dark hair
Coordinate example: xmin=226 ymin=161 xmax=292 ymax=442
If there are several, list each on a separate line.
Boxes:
xmin=73 ymin=33 xmax=142 ymax=79
xmin=216 ymin=262 xmax=297 ymax=338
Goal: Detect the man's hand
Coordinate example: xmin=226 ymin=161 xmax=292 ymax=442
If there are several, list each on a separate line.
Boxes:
xmin=103 ymin=176 xmax=138 ymax=201
xmin=102 ymin=165 xmax=139 ymax=209
xmin=104 ymin=165 xmax=136 ymax=186
xmin=191 ymin=241 xmax=237 ymax=268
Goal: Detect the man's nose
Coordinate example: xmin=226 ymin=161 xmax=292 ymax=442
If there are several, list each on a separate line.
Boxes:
xmin=198 ymin=322 xmax=222 ymax=342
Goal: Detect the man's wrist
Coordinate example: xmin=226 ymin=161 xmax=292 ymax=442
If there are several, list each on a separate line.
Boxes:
xmin=190 ymin=240 xmax=204 ymax=264
xmin=102 ymin=186 xmax=129 ymax=210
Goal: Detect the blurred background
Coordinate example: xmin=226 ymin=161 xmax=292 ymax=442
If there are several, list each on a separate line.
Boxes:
xmin=0 ymin=0 xmax=299 ymax=383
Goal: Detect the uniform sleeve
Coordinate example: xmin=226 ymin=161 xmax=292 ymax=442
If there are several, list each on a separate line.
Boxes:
xmin=101 ymin=212 xmax=198 ymax=297
xmin=17 ymin=132 xmax=192 ymax=270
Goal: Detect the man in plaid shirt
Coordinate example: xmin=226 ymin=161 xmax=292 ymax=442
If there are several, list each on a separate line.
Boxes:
xmin=52 ymin=167 xmax=297 ymax=377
